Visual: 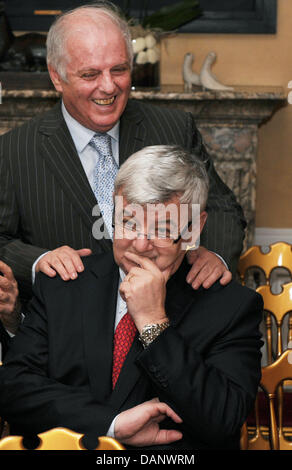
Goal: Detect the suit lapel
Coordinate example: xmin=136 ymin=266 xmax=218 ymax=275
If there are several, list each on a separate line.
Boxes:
xmin=119 ymin=100 xmax=147 ymax=164
xmin=165 ymin=258 xmax=198 ymax=327
xmin=38 ymin=103 xmax=111 ymax=252
xmin=82 ymin=253 xmax=119 ymax=402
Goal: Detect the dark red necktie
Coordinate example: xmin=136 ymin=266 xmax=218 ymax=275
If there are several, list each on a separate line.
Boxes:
xmin=112 ymin=312 xmax=137 ymax=389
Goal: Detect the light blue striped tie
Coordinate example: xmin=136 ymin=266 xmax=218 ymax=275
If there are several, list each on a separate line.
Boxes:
xmin=89 ymin=133 xmax=118 ymax=238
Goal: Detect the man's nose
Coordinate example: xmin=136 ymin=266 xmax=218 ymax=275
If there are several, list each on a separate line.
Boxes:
xmin=132 ymin=235 xmax=154 ymax=253
xmin=98 ymin=71 xmax=116 ymax=94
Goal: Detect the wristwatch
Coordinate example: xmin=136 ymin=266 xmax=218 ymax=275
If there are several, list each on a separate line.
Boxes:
xmin=139 ymin=321 xmax=170 ymax=349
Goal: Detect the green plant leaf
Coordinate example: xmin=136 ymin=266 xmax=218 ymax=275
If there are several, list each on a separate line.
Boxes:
xmin=142 ymin=0 xmax=201 ymax=31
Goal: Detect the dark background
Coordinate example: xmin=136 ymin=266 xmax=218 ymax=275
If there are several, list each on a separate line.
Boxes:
xmin=3 ymin=0 xmax=277 ymax=33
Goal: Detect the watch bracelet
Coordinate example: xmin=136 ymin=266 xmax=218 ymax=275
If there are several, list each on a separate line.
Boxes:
xmin=139 ymin=321 xmax=170 ymax=348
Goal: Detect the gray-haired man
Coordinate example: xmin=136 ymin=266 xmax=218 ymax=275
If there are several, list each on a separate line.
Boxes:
xmin=0 ymin=1 xmax=244 ymax=319
xmin=0 ymin=145 xmax=262 ymax=450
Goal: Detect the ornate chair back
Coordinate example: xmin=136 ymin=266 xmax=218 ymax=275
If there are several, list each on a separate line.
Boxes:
xmin=260 ymin=350 xmax=292 ymax=450
xmin=0 ymin=427 xmax=125 ymax=450
xmin=238 ymin=242 xmax=292 ymax=450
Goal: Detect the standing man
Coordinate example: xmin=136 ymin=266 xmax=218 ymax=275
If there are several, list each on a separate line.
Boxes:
xmin=0 ymin=2 xmax=244 ymax=307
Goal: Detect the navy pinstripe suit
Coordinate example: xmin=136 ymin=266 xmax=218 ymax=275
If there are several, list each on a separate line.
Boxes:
xmin=0 ymin=99 xmax=246 ymax=305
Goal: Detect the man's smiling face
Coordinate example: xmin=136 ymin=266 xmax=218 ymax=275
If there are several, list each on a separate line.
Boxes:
xmin=48 ymin=13 xmax=132 ymax=132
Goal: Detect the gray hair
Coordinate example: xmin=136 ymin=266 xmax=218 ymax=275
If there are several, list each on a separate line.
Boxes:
xmin=46 ymin=1 xmax=133 ymax=81
xmin=115 ymin=145 xmax=209 ymax=211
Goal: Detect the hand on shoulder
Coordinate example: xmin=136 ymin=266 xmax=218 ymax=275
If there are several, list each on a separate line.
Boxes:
xmin=186 ymin=246 xmax=232 ymax=290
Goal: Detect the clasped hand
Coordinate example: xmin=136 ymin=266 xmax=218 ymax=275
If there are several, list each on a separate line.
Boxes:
xmin=119 ymin=252 xmax=171 ymax=332
xmin=115 ymin=398 xmax=183 ymax=447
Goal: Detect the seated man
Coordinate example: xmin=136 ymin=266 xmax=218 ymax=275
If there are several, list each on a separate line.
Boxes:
xmin=0 ymin=145 xmax=263 ymax=450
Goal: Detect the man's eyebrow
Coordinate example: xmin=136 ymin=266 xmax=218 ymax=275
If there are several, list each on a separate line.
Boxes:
xmin=78 ymin=62 xmax=130 ymax=73
xmin=77 ymin=68 xmax=100 ymax=75
xmin=111 ymin=61 xmax=131 ymax=67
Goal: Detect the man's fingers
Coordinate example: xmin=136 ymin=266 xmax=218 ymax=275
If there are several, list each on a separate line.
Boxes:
xmin=119 ymin=281 xmax=131 ymax=301
xmin=0 ymin=276 xmax=11 ymax=290
xmin=186 ymin=247 xmax=232 ymax=290
xmin=76 ymin=249 xmax=92 ymax=270
xmin=76 ymin=248 xmax=92 ymax=256
xmin=40 ymin=258 xmax=71 ymax=280
xmin=186 ymin=260 xmax=205 ymax=284
xmin=150 ymin=402 xmax=183 ymax=425
xmin=126 ymin=266 xmax=144 ymax=278
xmin=201 ymin=267 xmax=224 ymax=289
xmin=0 ymin=261 xmax=15 ymax=282
xmin=200 ymin=267 xmax=232 ymax=289
xmin=38 ymin=262 xmax=57 ymax=278
xmin=36 ymin=246 xmax=91 ymax=280
xmin=124 ymin=251 xmax=160 ymax=273
xmin=59 ymin=254 xmax=83 ymax=279
xmin=0 ymin=290 xmax=9 ymax=303
xmin=153 ymin=429 xmax=183 ymax=445
xmin=190 ymin=264 xmax=212 ymax=289
xmin=219 ymin=270 xmax=232 ymax=285
xmin=162 ymin=404 xmax=183 ymax=424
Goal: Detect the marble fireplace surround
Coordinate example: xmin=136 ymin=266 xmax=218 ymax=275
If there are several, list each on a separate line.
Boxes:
xmin=0 ymin=78 xmax=286 ymax=249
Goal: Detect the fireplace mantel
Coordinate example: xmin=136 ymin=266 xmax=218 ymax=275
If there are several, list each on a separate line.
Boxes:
xmin=0 ymin=77 xmax=286 ymax=248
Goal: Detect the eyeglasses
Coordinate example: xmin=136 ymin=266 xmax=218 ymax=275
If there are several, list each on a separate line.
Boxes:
xmin=112 ymin=220 xmax=192 ymax=248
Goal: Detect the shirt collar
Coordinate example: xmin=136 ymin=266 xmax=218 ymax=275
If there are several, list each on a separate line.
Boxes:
xmin=119 ymin=267 xmax=126 ymax=282
xmin=61 ymin=101 xmax=120 ymax=153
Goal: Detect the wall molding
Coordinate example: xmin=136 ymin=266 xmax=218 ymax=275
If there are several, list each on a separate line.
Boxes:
xmin=254 ymin=228 xmax=292 ymax=246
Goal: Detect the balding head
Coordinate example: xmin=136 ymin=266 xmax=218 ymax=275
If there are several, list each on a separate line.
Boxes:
xmin=46 ymin=2 xmax=133 ymax=81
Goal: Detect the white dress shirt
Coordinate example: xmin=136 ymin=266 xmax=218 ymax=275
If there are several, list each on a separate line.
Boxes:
xmin=31 ymin=102 xmax=119 ymax=282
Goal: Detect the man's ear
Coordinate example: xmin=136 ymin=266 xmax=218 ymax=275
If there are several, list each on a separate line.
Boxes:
xmin=47 ymin=65 xmax=64 ymax=93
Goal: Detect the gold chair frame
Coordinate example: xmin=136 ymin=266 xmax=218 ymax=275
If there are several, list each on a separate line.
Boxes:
xmin=238 ymin=242 xmax=292 ymax=450
xmin=260 ymin=350 xmax=292 ymax=450
xmin=0 ymin=427 xmax=125 ymax=450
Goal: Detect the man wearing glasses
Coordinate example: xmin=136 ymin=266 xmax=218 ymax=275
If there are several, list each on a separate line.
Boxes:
xmin=0 ymin=146 xmax=262 ymax=450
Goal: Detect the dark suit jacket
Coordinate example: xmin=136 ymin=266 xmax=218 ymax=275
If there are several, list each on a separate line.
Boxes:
xmin=0 ymin=320 xmax=10 ymax=360
xmin=0 ymin=100 xmax=246 ymax=305
xmin=0 ymin=253 xmax=263 ymax=450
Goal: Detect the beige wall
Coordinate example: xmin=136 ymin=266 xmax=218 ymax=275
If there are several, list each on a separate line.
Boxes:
xmin=160 ymin=0 xmax=292 ymax=229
